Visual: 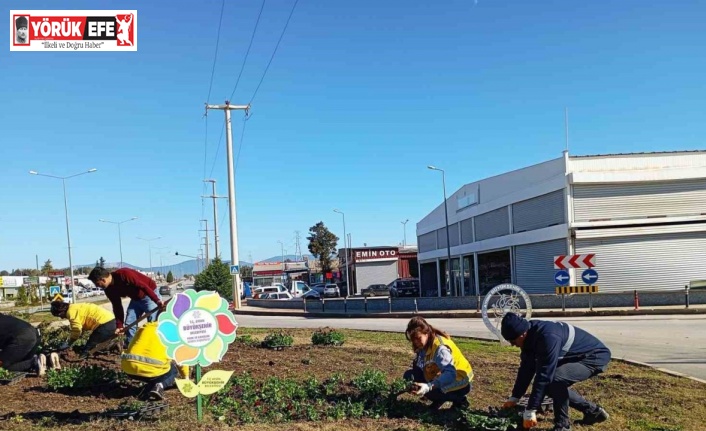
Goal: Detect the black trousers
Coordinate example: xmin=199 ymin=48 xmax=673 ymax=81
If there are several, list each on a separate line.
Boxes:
xmin=546 ymin=357 xmax=609 ymax=428
xmin=404 ymin=367 xmax=471 ymax=404
xmin=0 ymin=328 xmax=39 ymax=372
xmin=83 ymin=320 xmax=117 ymax=353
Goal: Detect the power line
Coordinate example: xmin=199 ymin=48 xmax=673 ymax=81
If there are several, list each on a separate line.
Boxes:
xmin=234 ymin=114 xmax=251 ymax=172
xmin=249 ymin=0 xmax=299 ymax=105
xmin=203 ymin=0 xmax=227 ymax=219
xmin=228 ymin=0 xmax=267 ymax=102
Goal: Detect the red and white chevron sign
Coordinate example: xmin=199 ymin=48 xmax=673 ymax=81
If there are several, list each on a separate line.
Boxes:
xmin=554 ymin=254 xmax=596 ymax=269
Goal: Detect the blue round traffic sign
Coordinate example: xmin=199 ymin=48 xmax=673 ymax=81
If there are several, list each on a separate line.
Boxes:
xmin=581 ymin=269 xmax=599 ymax=285
xmin=554 ymin=270 xmax=570 ymax=286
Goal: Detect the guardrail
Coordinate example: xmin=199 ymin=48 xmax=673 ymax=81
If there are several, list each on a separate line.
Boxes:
xmin=248 ymin=286 xmax=706 ymax=314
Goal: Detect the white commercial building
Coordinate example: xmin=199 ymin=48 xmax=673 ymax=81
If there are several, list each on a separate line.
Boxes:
xmin=417 ymin=150 xmax=706 ymax=296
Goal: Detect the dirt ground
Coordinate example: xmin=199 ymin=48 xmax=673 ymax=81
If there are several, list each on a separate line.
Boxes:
xmin=1 ymin=328 xmax=705 ymax=431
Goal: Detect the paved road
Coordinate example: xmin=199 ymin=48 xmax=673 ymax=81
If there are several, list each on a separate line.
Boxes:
xmin=233 ymin=313 xmax=706 ymax=382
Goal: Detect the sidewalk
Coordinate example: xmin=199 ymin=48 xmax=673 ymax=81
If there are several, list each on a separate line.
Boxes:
xmin=233 ymin=303 xmax=706 ymax=319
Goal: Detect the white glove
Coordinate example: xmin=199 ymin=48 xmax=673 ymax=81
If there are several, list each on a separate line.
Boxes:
xmin=523 ymin=410 xmax=538 ymax=429
xmin=413 ymin=382 xmax=432 ymax=396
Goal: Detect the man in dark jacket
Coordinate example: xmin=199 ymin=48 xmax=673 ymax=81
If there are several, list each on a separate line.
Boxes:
xmin=0 ymin=313 xmax=46 ymax=375
xmin=500 ymin=313 xmax=610 ymax=431
xmin=89 ymin=267 xmax=164 ymax=346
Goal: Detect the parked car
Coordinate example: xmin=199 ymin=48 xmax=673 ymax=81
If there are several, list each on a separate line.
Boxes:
xmin=361 ymin=284 xmax=389 ymax=297
xmin=323 ymin=283 xmax=340 ymax=298
xmin=253 ymin=285 xmax=287 ymax=299
xmin=389 ymin=278 xmax=420 ymax=297
xmin=159 ymin=285 xmax=172 ymax=296
xmin=266 ymin=292 xmax=294 ymax=300
xmin=301 ymin=290 xmax=322 ymax=301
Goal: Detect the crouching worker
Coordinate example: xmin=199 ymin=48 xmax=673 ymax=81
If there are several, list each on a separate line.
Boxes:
xmin=121 ymin=322 xmax=188 ymax=401
xmin=50 ymin=301 xmax=116 ymax=358
xmin=0 ymin=313 xmax=46 ymax=375
xmin=403 ymin=316 xmax=474 ymax=410
xmin=500 ymin=313 xmax=611 ymax=431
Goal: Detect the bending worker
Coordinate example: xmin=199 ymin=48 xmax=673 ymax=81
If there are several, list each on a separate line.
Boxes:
xmin=121 ymin=322 xmax=187 ymax=400
xmin=500 ymin=313 xmax=610 ymax=431
xmin=403 ymin=316 xmax=474 ymax=410
xmin=0 ymin=312 xmax=46 ymax=375
xmin=50 ymin=300 xmax=116 ymax=358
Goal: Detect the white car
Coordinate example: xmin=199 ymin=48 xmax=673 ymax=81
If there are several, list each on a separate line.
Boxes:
xmin=323 ymin=284 xmax=340 ymax=298
xmin=267 ymin=292 xmax=294 ymax=300
xmin=253 ymin=285 xmax=287 ymax=298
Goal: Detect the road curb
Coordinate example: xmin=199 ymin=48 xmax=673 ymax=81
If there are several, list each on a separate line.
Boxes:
xmin=234 ymin=307 xmax=706 ymax=319
xmin=611 ymin=357 xmax=706 ymax=385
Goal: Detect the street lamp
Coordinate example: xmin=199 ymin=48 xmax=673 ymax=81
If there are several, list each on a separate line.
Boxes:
xmin=99 ymin=217 xmax=138 ymax=268
xmin=137 ymin=236 xmax=161 ymax=278
xmin=333 ymin=209 xmax=351 ymax=297
xmin=427 ymin=166 xmax=454 ymax=297
xmin=30 ymin=168 xmax=97 ymax=303
xmin=401 ymin=219 xmax=409 ymax=247
xmin=153 ymin=246 xmax=170 ymax=279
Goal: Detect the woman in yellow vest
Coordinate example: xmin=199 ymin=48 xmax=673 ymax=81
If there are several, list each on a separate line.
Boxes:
xmin=51 ymin=301 xmax=116 ymax=359
xmin=121 ymin=322 xmax=188 ymax=400
xmin=404 ymin=316 xmax=474 ymax=410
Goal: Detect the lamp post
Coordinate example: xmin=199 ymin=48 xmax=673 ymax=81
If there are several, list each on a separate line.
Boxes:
xmin=99 ymin=217 xmax=138 ymax=268
xmin=427 ymin=166 xmax=454 ymax=297
xmin=333 ymin=209 xmax=351 ymax=297
xmin=277 ymin=240 xmax=285 ymax=284
xmin=401 ymin=219 xmax=409 ymax=247
xmin=30 ymin=168 xmax=97 ymax=303
xmin=137 ymin=236 xmax=162 ymax=279
xmin=153 ymin=246 xmax=170 ymax=280
xmin=176 ymin=251 xmax=199 ymax=277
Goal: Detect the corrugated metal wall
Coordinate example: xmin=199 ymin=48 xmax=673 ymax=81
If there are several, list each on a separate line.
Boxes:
xmin=573 ymin=179 xmax=706 ymax=222
xmin=514 ymin=239 xmax=567 ymax=294
xmin=461 ymin=218 xmax=474 ymax=244
xmin=475 ymin=206 xmax=510 ymax=241
xmin=419 ymin=231 xmax=436 ymax=252
xmin=575 ymin=232 xmax=706 ymax=292
xmin=513 ymin=190 xmax=565 ymax=233
xmin=448 ymin=223 xmax=460 ymax=247
xmin=356 ymin=261 xmax=399 ymax=294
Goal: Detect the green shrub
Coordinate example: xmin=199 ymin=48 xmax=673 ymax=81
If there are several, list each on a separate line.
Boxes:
xmin=0 ymin=368 xmax=14 ymax=379
xmin=311 ymin=328 xmax=345 ymax=346
xmin=234 ymin=334 xmax=259 ymax=347
xmin=46 ymin=365 xmax=124 ymax=391
xmin=261 ymin=331 xmax=294 ymax=348
xmin=459 ymin=408 xmax=521 ymax=431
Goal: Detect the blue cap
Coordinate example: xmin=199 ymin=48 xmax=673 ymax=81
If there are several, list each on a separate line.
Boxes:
xmin=501 ymin=312 xmax=530 ymax=341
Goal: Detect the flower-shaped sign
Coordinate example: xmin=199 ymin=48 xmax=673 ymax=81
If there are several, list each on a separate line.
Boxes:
xmin=157 ymin=290 xmax=238 ymax=367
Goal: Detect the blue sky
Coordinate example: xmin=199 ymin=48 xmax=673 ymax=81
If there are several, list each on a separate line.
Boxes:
xmin=2 ymin=0 xmax=705 ymax=270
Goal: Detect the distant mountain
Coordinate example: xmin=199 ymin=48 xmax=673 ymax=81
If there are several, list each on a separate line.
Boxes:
xmin=75 ymin=259 xmax=252 ymax=278
xmin=259 ymin=254 xmax=314 ymax=263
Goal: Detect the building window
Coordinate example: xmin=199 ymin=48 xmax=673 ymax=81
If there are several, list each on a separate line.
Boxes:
xmin=420 ymin=262 xmax=438 ymax=297
xmin=457 ymin=193 xmax=478 ymax=210
xmin=462 ymin=255 xmax=475 ymax=296
xmin=477 ymin=249 xmax=511 ymax=295
xmin=439 ymin=258 xmax=461 ymax=297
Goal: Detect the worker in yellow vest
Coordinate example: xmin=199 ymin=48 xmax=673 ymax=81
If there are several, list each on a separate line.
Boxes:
xmin=51 ymin=301 xmax=116 ymax=359
xmin=404 ymin=316 xmax=474 ymax=410
xmin=121 ymin=322 xmax=188 ymax=400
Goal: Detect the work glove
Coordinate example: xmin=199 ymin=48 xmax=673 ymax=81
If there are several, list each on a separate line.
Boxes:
xmin=413 ymin=382 xmax=432 ymax=396
xmin=502 ymin=396 xmax=519 ymax=409
xmin=522 ymin=410 xmax=538 ymax=429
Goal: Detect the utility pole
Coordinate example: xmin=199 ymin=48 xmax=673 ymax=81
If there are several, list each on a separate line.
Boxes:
xmin=205 ymin=101 xmax=249 ymax=309
xmin=401 ymin=219 xmax=409 ymax=248
xmin=202 ymin=179 xmax=226 ymax=259
xmin=200 ymin=219 xmax=210 ymax=266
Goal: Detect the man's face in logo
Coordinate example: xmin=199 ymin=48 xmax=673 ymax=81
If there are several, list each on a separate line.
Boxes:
xmin=17 ymin=25 xmax=28 ymax=41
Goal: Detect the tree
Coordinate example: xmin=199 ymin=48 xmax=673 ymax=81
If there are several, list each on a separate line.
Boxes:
xmin=166 ymin=271 xmax=174 ymax=283
xmin=0 ymin=270 xmax=8 ymax=276
xmin=194 ymin=258 xmax=232 ymax=300
xmin=240 ymin=265 xmax=253 ymax=279
xmin=41 ymin=259 xmax=54 ymax=276
xmin=11 ymin=269 xmax=22 ymax=276
xmin=307 ymin=222 xmax=339 ymax=274
xmin=99 ymin=257 xmax=106 ymax=268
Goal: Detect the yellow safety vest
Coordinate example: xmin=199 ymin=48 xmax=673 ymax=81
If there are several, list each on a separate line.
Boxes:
xmin=422 ymin=335 xmax=474 ymax=393
xmin=67 ymin=303 xmax=114 ymax=341
xmin=121 ymin=322 xmax=171 ymax=378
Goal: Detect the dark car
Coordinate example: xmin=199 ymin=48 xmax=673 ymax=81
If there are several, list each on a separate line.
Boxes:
xmin=389 ymin=278 xmax=420 ymax=297
xmin=361 ymin=284 xmax=389 ymax=297
xmin=159 ymin=285 xmax=172 ymax=296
